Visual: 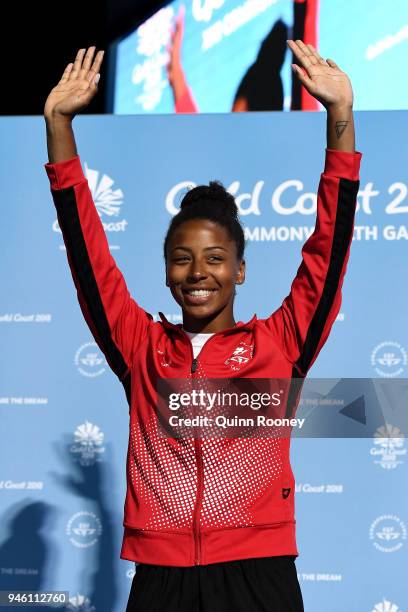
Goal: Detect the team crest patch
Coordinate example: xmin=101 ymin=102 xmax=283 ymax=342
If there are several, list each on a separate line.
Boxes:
xmin=224 ymin=341 xmax=254 ymax=371
xmin=282 ymin=488 xmax=291 ymax=499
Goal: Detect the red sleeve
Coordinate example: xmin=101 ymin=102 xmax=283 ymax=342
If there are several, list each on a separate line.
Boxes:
xmin=45 ymin=155 xmax=153 ymax=388
xmin=264 ymin=148 xmax=362 ymax=374
xmin=175 ymin=87 xmax=199 ymax=113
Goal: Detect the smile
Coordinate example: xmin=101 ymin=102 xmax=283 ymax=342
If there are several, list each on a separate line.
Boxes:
xmin=182 ymin=288 xmax=218 ymax=304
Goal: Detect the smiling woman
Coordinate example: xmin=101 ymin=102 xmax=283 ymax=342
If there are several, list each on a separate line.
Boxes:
xmin=164 ymin=184 xmax=246 ymax=333
xmin=44 ymin=42 xmax=361 ymax=612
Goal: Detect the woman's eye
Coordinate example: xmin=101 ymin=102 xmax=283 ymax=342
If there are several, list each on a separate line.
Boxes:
xmin=208 ymin=256 xmax=222 ymax=261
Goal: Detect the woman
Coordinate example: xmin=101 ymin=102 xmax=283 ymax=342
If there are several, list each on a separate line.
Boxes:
xmin=44 ymin=40 xmax=361 ymax=611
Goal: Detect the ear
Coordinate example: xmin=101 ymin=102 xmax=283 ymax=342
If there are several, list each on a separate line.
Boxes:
xmin=165 ymin=266 xmax=169 ymax=287
xmin=236 ymin=259 xmax=246 ymax=285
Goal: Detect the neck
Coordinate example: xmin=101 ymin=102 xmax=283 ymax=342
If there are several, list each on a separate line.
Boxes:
xmin=182 ymin=307 xmax=236 ymax=334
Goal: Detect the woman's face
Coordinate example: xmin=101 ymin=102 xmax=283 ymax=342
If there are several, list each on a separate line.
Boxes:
xmin=165 ymin=219 xmax=245 ymax=326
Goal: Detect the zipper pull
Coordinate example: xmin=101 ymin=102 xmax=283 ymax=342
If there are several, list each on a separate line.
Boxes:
xmin=191 ymin=358 xmax=198 ymax=374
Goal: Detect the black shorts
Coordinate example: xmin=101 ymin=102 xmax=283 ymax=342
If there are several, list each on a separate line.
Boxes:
xmin=126 ymin=556 xmax=304 ymax=612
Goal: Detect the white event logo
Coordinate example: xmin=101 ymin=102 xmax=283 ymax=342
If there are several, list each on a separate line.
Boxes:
xmin=371 ymin=424 xmax=406 ymax=469
xmin=70 ymin=421 xmax=106 ymax=466
xmin=53 ymin=164 xmax=127 ymax=233
xmin=75 ymin=342 xmax=106 ymax=378
xmin=372 ymin=599 xmax=400 ymax=612
xmin=66 ymin=511 xmax=102 ymax=548
xmin=166 ymin=179 xmax=317 ymax=217
xmin=369 ymin=515 xmax=407 ymax=553
xmin=371 ymin=342 xmax=407 ymax=377
xmin=67 ymin=594 xmax=95 ymax=611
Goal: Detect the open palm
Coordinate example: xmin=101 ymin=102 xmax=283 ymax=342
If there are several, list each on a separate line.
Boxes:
xmin=44 ymin=47 xmax=104 ymax=119
xmin=287 ymin=40 xmax=353 ymax=109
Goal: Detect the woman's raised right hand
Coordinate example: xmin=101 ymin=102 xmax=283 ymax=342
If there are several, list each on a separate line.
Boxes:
xmin=44 ymin=47 xmax=104 ymax=121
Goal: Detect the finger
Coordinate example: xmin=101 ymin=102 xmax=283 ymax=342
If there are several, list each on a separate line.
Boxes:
xmin=307 ymin=44 xmax=327 ymax=66
xmin=81 ymin=46 xmax=96 ymax=74
xmin=175 ymin=12 xmax=184 ymax=41
xmin=296 ymin=39 xmax=318 ymax=65
xmin=326 ymin=58 xmax=340 ymax=69
xmin=287 ymin=40 xmax=314 ymax=73
xmin=178 ymin=4 xmax=185 ymax=22
xmin=85 ymin=50 xmax=104 ymax=82
xmin=70 ymin=48 xmax=86 ymax=79
xmin=291 ymin=64 xmax=316 ymax=93
xmin=85 ymin=69 xmax=102 ymax=86
xmin=174 ymin=4 xmax=185 ymax=41
xmin=59 ymin=63 xmax=73 ymax=83
xmin=92 ymin=50 xmax=104 ymax=72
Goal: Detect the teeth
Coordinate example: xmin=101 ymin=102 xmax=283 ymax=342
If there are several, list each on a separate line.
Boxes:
xmin=187 ymin=290 xmax=215 ymax=296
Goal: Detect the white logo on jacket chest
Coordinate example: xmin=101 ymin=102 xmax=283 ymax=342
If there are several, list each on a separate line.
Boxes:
xmin=157 ymin=349 xmax=170 ymax=368
xmin=224 ymin=342 xmax=254 ymax=371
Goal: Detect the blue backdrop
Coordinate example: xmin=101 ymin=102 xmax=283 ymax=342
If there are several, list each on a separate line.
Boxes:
xmin=0 ymin=111 xmax=407 ymax=611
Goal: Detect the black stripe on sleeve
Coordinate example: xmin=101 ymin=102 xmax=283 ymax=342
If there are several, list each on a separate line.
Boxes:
xmin=296 ymin=178 xmax=359 ymax=375
xmin=122 ymin=371 xmax=132 ymax=408
xmin=285 ymin=366 xmax=305 ymax=419
xmin=54 ymin=187 xmax=130 ymax=384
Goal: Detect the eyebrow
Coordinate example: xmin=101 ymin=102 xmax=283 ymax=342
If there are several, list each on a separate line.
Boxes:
xmin=170 ymin=246 xmax=228 ymax=254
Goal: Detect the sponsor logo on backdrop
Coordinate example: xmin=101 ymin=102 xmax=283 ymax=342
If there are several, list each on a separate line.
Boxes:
xmin=67 ymin=594 xmax=95 ymax=611
xmin=70 ymin=421 xmax=106 ymax=466
xmin=371 ymin=424 xmax=406 ymax=469
xmin=75 ymin=342 xmax=106 ymax=378
xmin=0 ymin=313 xmax=51 ymax=323
xmin=371 ymin=342 xmax=407 ymax=377
xmin=372 ymin=599 xmax=401 ymax=612
xmin=369 ymin=515 xmax=407 ymax=553
xmin=66 ymin=511 xmax=102 ymax=548
xmin=53 ymin=164 xmax=127 ymax=246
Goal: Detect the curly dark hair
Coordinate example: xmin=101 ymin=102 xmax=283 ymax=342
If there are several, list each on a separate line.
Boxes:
xmin=163 ymin=181 xmax=245 ymax=261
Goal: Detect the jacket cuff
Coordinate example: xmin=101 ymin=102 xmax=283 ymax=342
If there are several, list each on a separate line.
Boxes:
xmin=44 ymin=155 xmax=85 ymax=190
xmin=324 ymin=148 xmax=362 ymax=181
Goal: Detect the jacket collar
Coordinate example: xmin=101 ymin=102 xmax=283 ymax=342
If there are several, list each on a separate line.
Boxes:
xmin=158 ymin=312 xmax=257 ymax=334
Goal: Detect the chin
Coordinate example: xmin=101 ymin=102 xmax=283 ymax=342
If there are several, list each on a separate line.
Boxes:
xmin=183 ymin=302 xmax=228 ymax=319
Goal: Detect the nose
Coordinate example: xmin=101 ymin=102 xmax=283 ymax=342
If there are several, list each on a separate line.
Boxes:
xmin=187 ymin=269 xmax=208 ymax=283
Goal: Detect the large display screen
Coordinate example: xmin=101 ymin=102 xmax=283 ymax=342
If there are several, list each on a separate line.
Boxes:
xmin=109 ymin=0 xmax=408 ymax=113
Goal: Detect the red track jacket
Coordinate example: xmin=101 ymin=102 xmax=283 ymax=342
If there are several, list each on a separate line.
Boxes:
xmin=45 ymin=148 xmax=361 ymax=567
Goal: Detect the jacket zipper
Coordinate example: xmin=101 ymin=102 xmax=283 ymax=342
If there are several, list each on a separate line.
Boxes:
xmin=190 ymin=355 xmax=203 ymax=565
xmin=178 ymin=327 xmax=248 ymax=566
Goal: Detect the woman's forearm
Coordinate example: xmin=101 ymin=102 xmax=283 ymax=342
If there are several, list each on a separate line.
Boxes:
xmin=326 ymin=104 xmax=355 ymax=152
xmin=45 ymin=115 xmax=78 ymax=164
